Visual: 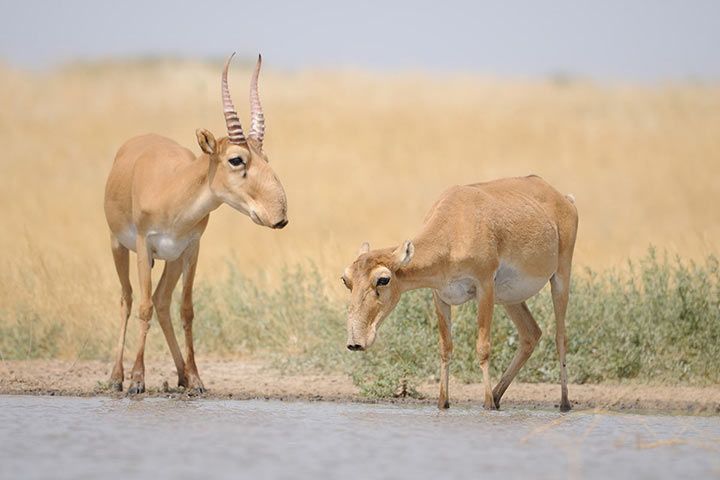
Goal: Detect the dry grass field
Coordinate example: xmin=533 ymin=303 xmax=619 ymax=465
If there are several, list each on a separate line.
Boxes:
xmin=0 ymin=58 xmax=718 ymax=363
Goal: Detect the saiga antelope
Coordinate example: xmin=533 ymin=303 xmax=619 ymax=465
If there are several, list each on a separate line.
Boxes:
xmin=104 ymin=54 xmax=288 ymax=394
xmin=342 ymin=176 xmax=578 ymax=411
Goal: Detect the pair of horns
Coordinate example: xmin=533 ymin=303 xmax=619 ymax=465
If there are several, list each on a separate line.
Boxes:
xmin=222 ymin=53 xmax=265 ymax=146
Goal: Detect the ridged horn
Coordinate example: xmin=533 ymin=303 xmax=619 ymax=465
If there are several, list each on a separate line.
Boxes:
xmin=222 ymin=52 xmax=246 ymax=145
xmin=249 ymin=54 xmax=265 ymax=145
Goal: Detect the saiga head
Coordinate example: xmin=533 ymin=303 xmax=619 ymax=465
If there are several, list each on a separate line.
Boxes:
xmin=342 ymin=240 xmax=415 ymax=351
xmin=196 ymin=53 xmax=288 ymax=229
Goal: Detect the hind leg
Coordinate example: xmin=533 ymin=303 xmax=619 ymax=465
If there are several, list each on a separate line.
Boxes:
xmin=492 ymin=302 xmax=542 ymax=408
xmin=109 ymin=237 xmax=132 ymax=391
xmin=552 ymin=203 xmax=578 ymax=412
xmin=433 ymin=291 xmax=452 ymax=409
xmin=551 ymin=268 xmax=572 ymax=412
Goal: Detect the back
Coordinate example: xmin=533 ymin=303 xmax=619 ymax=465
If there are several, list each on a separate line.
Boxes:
xmin=418 ymin=175 xmax=577 ymax=274
xmin=473 ymin=175 xmax=576 ymax=266
xmin=426 ymin=175 xmax=573 ymax=229
xmin=468 ymin=175 xmax=571 ymax=212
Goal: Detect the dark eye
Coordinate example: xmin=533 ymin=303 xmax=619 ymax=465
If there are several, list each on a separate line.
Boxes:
xmin=341 ymin=277 xmax=351 ymax=290
xmin=376 ymin=277 xmax=390 ymax=287
xmin=228 ymin=156 xmax=245 ymax=167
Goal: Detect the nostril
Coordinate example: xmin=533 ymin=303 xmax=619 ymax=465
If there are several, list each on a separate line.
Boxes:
xmin=272 ymin=219 xmax=288 ymax=229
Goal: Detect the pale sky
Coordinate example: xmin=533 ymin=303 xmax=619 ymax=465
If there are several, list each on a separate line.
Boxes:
xmin=1 ymin=0 xmax=718 ymax=80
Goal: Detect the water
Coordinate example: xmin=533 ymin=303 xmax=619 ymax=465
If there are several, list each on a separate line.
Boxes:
xmin=0 ymin=395 xmax=718 ymax=480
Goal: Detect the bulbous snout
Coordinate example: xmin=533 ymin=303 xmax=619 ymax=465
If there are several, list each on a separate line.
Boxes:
xmin=246 ymin=162 xmax=288 ymax=229
xmin=346 ymin=321 xmax=375 ymax=352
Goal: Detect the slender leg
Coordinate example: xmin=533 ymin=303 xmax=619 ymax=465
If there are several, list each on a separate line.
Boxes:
xmin=551 ymin=268 xmax=572 ymax=412
xmin=128 ymin=238 xmax=153 ymax=394
xmin=492 ymin=302 xmax=542 ymax=408
xmin=180 ymin=242 xmax=205 ymax=393
xmin=152 ymin=259 xmax=186 ymax=388
xmin=552 ymin=206 xmax=578 ymax=413
xmin=432 ymin=291 xmax=452 ymax=409
xmin=109 ymin=237 xmax=132 ymax=391
xmin=476 ymin=281 xmax=496 ymax=410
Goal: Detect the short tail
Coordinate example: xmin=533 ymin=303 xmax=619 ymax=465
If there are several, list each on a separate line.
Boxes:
xmin=565 ymin=193 xmax=575 ymax=204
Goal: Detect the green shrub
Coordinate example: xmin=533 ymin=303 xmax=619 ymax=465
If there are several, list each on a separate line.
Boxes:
xmin=2 ymin=248 xmax=718 ymax=398
xmin=253 ymin=248 xmax=720 ymax=396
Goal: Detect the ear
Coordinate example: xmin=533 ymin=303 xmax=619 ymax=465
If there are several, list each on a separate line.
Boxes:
xmin=392 ymin=240 xmax=414 ymax=269
xmin=196 ymin=128 xmax=217 ymax=155
xmin=358 ymin=242 xmax=370 ymax=256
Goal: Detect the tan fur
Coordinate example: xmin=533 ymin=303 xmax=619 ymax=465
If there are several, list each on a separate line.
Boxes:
xmin=105 ymin=127 xmax=287 ymax=394
xmin=342 ymin=175 xmax=578 ymax=411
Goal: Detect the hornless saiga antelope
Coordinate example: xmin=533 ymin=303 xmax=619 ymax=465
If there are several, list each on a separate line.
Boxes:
xmin=342 ymin=176 xmax=578 ymax=411
xmin=104 ymin=54 xmax=288 ymax=394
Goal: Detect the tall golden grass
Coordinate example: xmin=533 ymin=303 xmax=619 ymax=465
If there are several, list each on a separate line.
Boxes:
xmin=0 ymin=58 xmax=718 ymax=359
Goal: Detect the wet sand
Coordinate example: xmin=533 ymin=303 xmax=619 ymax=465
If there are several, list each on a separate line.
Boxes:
xmin=1 ymin=359 xmax=718 ymax=414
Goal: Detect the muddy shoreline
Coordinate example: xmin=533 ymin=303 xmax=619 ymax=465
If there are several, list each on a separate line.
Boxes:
xmin=1 ymin=360 xmax=718 ymax=414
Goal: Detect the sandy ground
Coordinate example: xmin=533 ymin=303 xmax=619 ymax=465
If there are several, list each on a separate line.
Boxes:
xmin=1 ymin=359 xmax=718 ymax=414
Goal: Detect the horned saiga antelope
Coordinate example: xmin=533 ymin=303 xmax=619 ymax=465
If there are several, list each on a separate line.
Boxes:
xmin=342 ymin=176 xmax=578 ymax=411
xmin=104 ymin=54 xmax=288 ymax=394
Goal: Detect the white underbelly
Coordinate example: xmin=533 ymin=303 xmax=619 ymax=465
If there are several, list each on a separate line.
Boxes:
xmin=115 ymin=226 xmax=195 ymax=261
xmin=438 ymin=278 xmax=476 ymax=305
xmin=148 ymin=232 xmax=196 ymax=261
xmin=494 ymin=261 xmax=551 ymax=305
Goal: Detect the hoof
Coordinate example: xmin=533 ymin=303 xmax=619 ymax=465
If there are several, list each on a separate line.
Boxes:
xmin=483 ymin=400 xmax=498 ymax=411
xmin=438 ymin=399 xmax=450 ymax=410
xmin=185 ymin=374 xmax=205 ymax=395
xmin=560 ymin=401 xmax=572 ymax=413
xmin=127 ymin=382 xmax=145 ymax=395
xmin=188 ymin=386 xmax=207 ymax=396
xmin=109 ymin=381 xmax=123 ymax=392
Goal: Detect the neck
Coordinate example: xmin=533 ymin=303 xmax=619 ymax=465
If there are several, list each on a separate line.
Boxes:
xmin=171 ymin=155 xmax=222 ymax=233
xmin=394 ymin=232 xmax=447 ymax=293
